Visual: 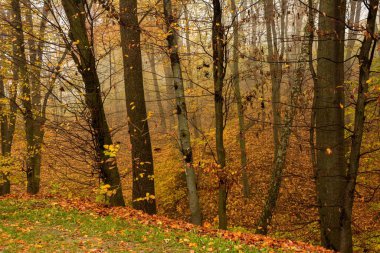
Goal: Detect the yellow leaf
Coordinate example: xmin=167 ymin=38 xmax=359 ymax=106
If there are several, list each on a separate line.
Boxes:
xmin=203 ymin=222 xmax=212 ymax=228
xmin=146 ymin=111 xmax=154 ymax=120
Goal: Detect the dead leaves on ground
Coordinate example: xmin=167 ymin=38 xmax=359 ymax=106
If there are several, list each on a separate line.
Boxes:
xmin=0 ymin=194 xmax=333 ymax=252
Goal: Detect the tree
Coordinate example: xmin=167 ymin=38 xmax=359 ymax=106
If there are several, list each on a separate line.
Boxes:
xmin=183 ymin=3 xmax=201 ymax=138
xmin=264 ymin=0 xmax=285 ymax=155
xmin=212 ymin=0 xmax=228 ymax=230
xmin=315 ymin=0 xmax=346 ymax=250
xmin=11 ymin=0 xmax=41 ymax=194
xmin=230 ymin=0 xmax=250 ymax=198
xmin=341 ymin=1 xmax=379 ymax=252
xmin=0 ymin=65 xmax=12 ymax=195
xmin=119 ymin=0 xmax=156 ymax=214
xmin=345 ymin=0 xmax=362 ymax=77
xmin=256 ymin=0 xmax=287 ymax=234
xmin=0 ymin=7 xmax=17 ymax=195
xmin=257 ymin=0 xmax=313 ymax=235
xmin=162 ymin=58 xmax=176 ymax=129
xmin=163 ymin=0 xmax=202 ymax=225
xmin=62 ymin=0 xmax=125 ymax=207
xmin=147 ymin=46 xmax=167 ymax=132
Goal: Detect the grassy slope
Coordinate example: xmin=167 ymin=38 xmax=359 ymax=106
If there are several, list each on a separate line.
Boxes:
xmin=0 ymin=198 xmax=268 ymax=253
xmin=0 ymin=196 xmax=331 ymax=253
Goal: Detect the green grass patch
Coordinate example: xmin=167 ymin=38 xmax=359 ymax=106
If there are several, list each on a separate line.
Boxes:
xmin=0 ymin=198 xmax=269 ymax=252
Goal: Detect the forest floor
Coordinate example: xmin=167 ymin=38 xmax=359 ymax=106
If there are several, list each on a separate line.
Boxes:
xmin=0 ymin=195 xmax=332 ymax=253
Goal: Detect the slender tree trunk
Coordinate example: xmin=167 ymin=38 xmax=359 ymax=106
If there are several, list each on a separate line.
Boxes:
xmin=163 ymin=0 xmax=202 ymax=225
xmin=119 ymin=0 xmax=156 ymax=214
xmin=0 ymin=10 xmax=19 ymax=195
xmin=315 ymin=0 xmax=346 ymax=250
xmin=264 ymin=0 xmax=282 ymax=155
xmin=23 ymin=0 xmax=50 ymax=195
xmin=256 ymin=92 xmax=297 ymax=234
xmin=345 ymin=0 xmax=362 ymax=76
xmin=163 ymin=59 xmax=176 ymax=129
xmin=250 ymin=0 xmax=257 ymax=49
xmin=341 ymin=1 xmax=379 ymax=252
xmin=230 ymin=0 xmax=250 ymax=198
xmin=11 ymin=0 xmax=41 ymax=194
xmin=0 ymin=73 xmax=10 ymax=195
xmin=7 ymin=38 xmax=18 ymax=156
xmin=212 ymin=0 xmax=228 ymax=230
xmin=344 ymin=0 xmax=362 ymax=132
xmin=62 ymin=0 xmax=125 ymax=207
xmin=184 ymin=4 xmax=201 ymax=138
xmin=308 ymin=0 xmax=318 ymax=176
xmin=147 ymin=48 xmax=167 ymax=132
xmin=256 ymin=0 xmax=285 ymax=234
xmin=257 ymin=4 xmax=307 ymax=234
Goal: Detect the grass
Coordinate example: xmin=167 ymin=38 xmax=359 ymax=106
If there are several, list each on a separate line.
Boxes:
xmin=0 ymin=198 xmax=269 ymax=253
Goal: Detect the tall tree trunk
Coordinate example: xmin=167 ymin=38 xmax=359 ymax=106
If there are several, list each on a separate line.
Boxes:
xmin=23 ymin=0 xmax=50 ymax=195
xmin=0 ymin=8 xmax=19 ymax=195
xmin=147 ymin=47 xmax=167 ymax=132
xmin=256 ymin=86 xmax=299 ymax=235
xmin=183 ymin=4 xmax=201 ymax=138
xmin=119 ymin=0 xmax=156 ymax=214
xmin=163 ymin=59 xmax=176 ymax=129
xmin=315 ymin=0 xmax=346 ymax=250
xmin=341 ymin=1 xmax=379 ymax=252
xmin=250 ymin=0 xmax=257 ymax=49
xmin=62 ymin=0 xmax=125 ymax=207
xmin=308 ymin=0 xmax=318 ymax=176
xmin=0 ymin=73 xmax=10 ymax=195
xmin=230 ymin=0 xmax=250 ymax=198
xmin=212 ymin=0 xmax=227 ymax=230
xmin=344 ymin=0 xmax=362 ymax=132
xmin=256 ymin=0 xmax=286 ymax=234
xmin=163 ymin=0 xmax=202 ymax=225
xmin=257 ymin=2 xmax=306 ymax=234
xmin=11 ymin=0 xmax=41 ymax=194
xmin=345 ymin=0 xmax=362 ymax=77
xmin=264 ymin=0 xmax=283 ymax=155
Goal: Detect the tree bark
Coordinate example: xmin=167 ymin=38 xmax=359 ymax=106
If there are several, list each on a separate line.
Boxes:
xmin=147 ymin=47 xmax=167 ymax=132
xmin=119 ymin=0 xmax=156 ymax=214
xmin=11 ymin=0 xmax=41 ymax=194
xmin=307 ymin=0 xmax=318 ymax=176
xmin=212 ymin=0 xmax=228 ymax=230
xmin=264 ymin=0 xmax=283 ymax=155
xmin=62 ymin=0 xmax=125 ymax=207
xmin=163 ymin=0 xmax=202 ymax=225
xmin=163 ymin=59 xmax=176 ymax=129
xmin=0 ymin=73 xmax=11 ymax=195
xmin=183 ymin=4 xmax=201 ymax=138
xmin=0 ymin=7 xmax=19 ymax=195
xmin=23 ymin=0 xmax=50 ymax=195
xmin=345 ymin=0 xmax=362 ymax=77
xmin=315 ymin=0 xmax=346 ymax=250
xmin=341 ymin=1 xmax=379 ymax=252
xmin=230 ymin=0 xmax=250 ymax=198
xmin=257 ymin=1 xmax=306 ymax=234
xmin=256 ymin=0 xmax=286 ymax=234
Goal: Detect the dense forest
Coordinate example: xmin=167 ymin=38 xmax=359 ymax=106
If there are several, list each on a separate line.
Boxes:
xmin=0 ymin=0 xmax=379 ymax=252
